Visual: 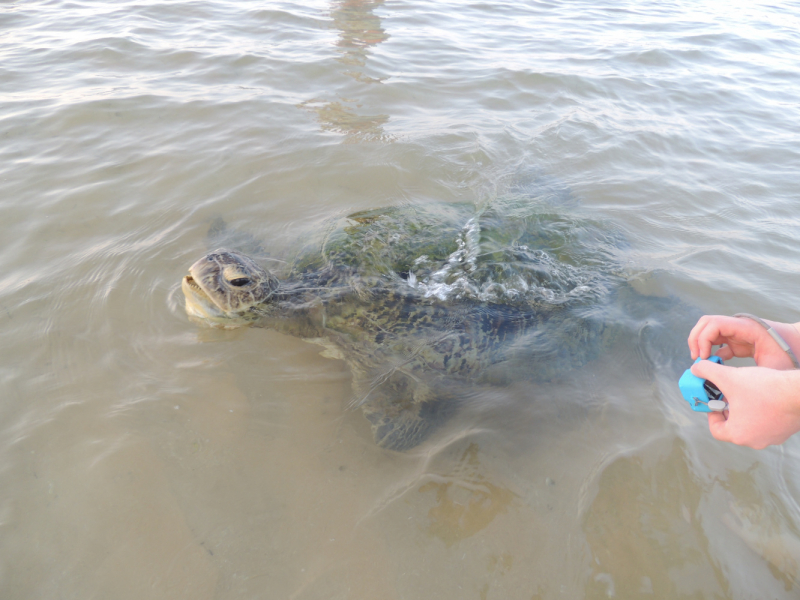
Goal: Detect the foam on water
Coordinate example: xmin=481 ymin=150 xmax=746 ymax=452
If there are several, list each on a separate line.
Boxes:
xmin=408 ymin=216 xmax=611 ymax=307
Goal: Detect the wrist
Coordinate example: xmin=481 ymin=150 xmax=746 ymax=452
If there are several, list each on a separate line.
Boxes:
xmin=774 ymin=369 xmax=800 ymax=419
xmin=764 ymin=320 xmax=800 ymax=366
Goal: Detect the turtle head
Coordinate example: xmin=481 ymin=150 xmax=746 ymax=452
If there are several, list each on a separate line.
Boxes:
xmin=182 ymin=249 xmax=280 ymax=329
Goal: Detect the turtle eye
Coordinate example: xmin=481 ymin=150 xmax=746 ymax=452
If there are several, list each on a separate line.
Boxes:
xmin=229 ymin=277 xmax=251 ymax=287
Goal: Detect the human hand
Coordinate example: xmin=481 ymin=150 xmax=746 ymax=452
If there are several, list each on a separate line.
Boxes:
xmin=688 ymin=315 xmax=798 ymax=370
xmin=691 ymin=359 xmax=800 ymax=449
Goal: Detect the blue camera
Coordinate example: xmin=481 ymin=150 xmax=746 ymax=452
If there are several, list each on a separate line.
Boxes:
xmin=679 ymin=356 xmax=728 ymax=413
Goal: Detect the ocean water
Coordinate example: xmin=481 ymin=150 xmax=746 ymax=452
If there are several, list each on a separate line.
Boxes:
xmin=2 ymin=0 xmax=800 ymax=598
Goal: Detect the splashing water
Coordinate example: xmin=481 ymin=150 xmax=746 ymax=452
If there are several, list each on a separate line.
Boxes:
xmin=407 ymin=216 xmax=613 ymax=307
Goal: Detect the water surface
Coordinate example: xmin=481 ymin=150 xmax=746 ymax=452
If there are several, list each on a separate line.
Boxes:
xmin=2 ymin=0 xmax=800 ymax=598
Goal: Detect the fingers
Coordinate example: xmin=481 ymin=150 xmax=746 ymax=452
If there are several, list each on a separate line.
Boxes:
xmin=688 ymin=315 xmax=725 ymax=360
xmin=688 ymin=315 xmax=763 ymax=361
xmin=693 ymin=365 xmax=800 ymax=449
xmin=691 ymin=357 xmax=727 ymax=384
xmin=715 ymin=345 xmax=734 ymax=361
xmin=707 ymin=411 xmax=729 ymax=441
xmin=687 ymin=316 xmax=712 ymax=360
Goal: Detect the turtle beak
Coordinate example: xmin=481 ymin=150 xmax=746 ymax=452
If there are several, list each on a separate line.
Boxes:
xmin=182 ymin=274 xmax=224 ymax=320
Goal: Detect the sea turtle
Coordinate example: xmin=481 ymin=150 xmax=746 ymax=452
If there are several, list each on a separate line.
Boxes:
xmin=181 ymin=199 xmax=691 ymax=451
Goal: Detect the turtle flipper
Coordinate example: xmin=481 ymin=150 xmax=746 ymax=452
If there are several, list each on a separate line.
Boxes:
xmin=353 ymin=370 xmax=456 ymax=452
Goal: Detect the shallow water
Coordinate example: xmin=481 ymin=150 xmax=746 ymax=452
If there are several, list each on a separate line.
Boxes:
xmin=3 ymin=0 xmax=800 ymax=598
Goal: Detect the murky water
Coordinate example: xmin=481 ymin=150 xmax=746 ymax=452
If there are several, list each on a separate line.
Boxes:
xmin=3 ymin=0 xmax=800 ymax=598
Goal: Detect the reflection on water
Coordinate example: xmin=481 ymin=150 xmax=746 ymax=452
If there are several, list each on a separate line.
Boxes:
xmin=332 ymin=0 xmax=388 ymax=83
xmin=297 ymin=98 xmax=390 ymax=141
xmin=298 ymin=0 xmax=389 ymax=140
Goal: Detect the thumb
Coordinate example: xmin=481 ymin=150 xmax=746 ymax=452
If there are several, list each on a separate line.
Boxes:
xmin=690 ymin=359 xmax=734 ymax=403
xmin=690 ymin=358 xmax=729 ymax=386
xmin=708 ymin=410 xmax=731 ymax=442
